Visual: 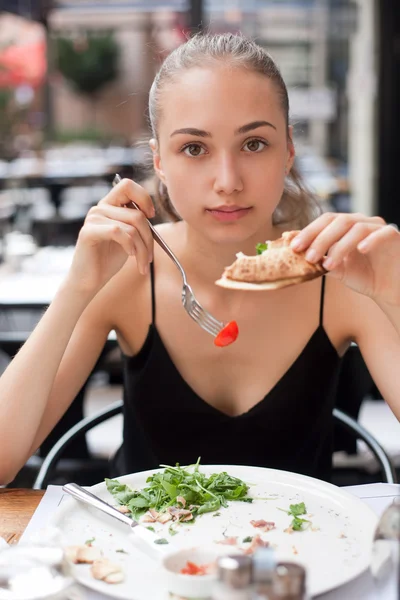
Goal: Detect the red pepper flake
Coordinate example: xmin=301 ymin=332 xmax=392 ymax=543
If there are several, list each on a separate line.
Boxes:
xmin=214 ymin=320 xmax=239 ymax=347
xmin=180 ymin=561 xmax=208 ymax=576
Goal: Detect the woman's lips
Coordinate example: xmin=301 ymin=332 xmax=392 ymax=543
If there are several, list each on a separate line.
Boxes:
xmin=206 ymin=207 xmax=252 ymax=222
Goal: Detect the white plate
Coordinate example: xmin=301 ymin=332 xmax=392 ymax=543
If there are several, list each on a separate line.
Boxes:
xmin=50 ymin=465 xmax=378 ymax=599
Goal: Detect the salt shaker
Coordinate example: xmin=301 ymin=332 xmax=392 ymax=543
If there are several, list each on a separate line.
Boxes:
xmin=253 ymin=547 xmax=277 ymax=599
xmin=211 ymin=554 xmax=254 ymax=600
xmin=270 ymin=561 xmax=309 ymax=600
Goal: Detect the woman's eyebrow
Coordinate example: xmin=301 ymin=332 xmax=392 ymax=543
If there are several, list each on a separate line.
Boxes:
xmin=236 ymin=120 xmax=277 ymax=134
xmin=170 ymin=120 xmax=276 ymax=138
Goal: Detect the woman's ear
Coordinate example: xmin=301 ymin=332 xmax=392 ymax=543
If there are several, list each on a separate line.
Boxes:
xmin=149 ymin=138 xmax=167 ymax=184
xmin=286 ymin=125 xmax=295 ymax=175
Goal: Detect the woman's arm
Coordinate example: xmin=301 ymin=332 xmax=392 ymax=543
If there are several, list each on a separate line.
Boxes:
xmin=0 ymin=279 xmax=109 ymax=484
xmin=291 ymin=213 xmax=400 ymax=419
xmin=0 ymin=178 xmax=155 ymax=484
xmin=352 ymin=295 xmax=400 ymax=421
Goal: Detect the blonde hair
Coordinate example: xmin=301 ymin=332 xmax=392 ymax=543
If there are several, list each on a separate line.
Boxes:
xmin=147 ymin=32 xmax=321 ymax=227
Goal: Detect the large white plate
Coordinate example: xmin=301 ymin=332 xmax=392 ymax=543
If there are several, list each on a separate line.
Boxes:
xmin=50 ymin=465 xmax=378 ymax=599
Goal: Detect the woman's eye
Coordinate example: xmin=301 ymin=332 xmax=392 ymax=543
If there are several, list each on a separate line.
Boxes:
xmin=243 ymin=139 xmax=267 ymax=153
xmin=182 ymin=144 xmax=206 ymax=157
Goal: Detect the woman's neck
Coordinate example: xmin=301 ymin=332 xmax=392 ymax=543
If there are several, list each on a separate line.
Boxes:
xmin=174 ymin=220 xmax=281 ymax=284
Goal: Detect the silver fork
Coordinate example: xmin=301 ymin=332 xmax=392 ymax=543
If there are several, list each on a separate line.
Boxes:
xmin=112 ymin=174 xmax=224 ymax=337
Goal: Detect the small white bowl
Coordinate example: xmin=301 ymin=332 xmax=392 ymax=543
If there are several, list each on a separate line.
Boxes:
xmin=162 ymin=544 xmax=241 ymax=599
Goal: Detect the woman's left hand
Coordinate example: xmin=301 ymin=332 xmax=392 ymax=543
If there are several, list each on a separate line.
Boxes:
xmin=290 ymin=212 xmax=400 ymax=306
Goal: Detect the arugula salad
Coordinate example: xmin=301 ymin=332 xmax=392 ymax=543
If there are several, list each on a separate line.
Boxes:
xmin=106 ymin=458 xmax=252 ymax=521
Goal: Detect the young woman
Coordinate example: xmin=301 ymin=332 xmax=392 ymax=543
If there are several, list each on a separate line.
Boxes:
xmin=0 ymin=33 xmax=399 ymax=485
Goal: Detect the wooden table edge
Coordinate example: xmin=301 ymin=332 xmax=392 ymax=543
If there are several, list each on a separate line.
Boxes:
xmin=0 ymin=488 xmax=45 ymax=544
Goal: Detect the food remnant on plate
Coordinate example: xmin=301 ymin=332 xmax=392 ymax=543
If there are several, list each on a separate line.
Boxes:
xmin=280 ymin=502 xmax=311 ymax=532
xmin=216 ymin=536 xmax=238 ymax=546
xmin=65 ymin=545 xmax=102 ymax=564
xmin=214 ymin=321 xmax=239 ymax=347
xmin=242 ymin=534 xmax=270 ymax=555
xmin=115 ymin=505 xmax=130 ymax=514
xmin=65 ymin=545 xmax=125 ymax=585
xmin=179 ymin=560 xmax=216 ymax=576
xmin=250 ymin=519 xmax=276 ymax=532
xmin=242 ymin=536 xmax=253 ymax=543
xmin=85 ymin=537 xmax=95 ymax=545
xmin=91 ymin=558 xmax=124 ymax=584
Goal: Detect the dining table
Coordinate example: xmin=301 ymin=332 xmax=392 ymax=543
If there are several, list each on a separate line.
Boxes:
xmin=0 ymin=483 xmax=399 ymax=599
xmin=0 ymin=488 xmax=44 ymax=544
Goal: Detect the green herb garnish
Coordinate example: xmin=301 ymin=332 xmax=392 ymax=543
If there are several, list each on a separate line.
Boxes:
xmin=154 ymin=538 xmax=169 ymax=545
xmin=291 ymin=517 xmax=310 ymax=531
xmin=279 ymin=502 xmax=310 ymax=531
xmin=146 ymin=526 xmax=155 ymax=532
xmin=105 ymin=457 xmax=251 ymax=522
xmin=256 ymin=242 xmax=269 ymax=255
xmin=85 ymin=537 xmax=95 ymax=545
xmin=168 ymin=525 xmax=178 ymax=536
xmin=288 ymin=502 xmax=307 ymax=517
xmin=116 ymin=549 xmax=128 ymax=554
xmin=243 ymin=536 xmax=253 ymax=543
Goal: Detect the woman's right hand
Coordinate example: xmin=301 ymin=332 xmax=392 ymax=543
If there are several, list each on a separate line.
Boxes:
xmin=67 ymin=178 xmax=155 ymax=293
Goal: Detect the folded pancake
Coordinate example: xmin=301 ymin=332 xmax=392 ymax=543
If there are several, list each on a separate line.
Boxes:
xmin=215 ymin=230 xmax=326 ymax=291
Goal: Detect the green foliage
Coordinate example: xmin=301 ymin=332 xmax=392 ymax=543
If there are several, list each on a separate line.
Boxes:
xmin=55 ymin=31 xmax=119 ymax=98
xmin=106 ymin=458 xmax=252 ymax=522
xmin=52 ymin=127 xmax=113 ymax=144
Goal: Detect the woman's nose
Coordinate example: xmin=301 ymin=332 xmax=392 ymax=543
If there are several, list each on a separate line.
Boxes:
xmin=213 ymin=154 xmax=243 ymax=195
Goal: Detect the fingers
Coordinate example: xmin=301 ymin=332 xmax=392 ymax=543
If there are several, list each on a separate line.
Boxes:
xmin=79 ymin=223 xmax=138 ymax=263
xmin=89 ymin=203 xmax=153 ymax=259
xmin=321 ymin=222 xmax=381 ymax=270
xmin=84 ymin=203 xmax=154 ymax=275
xmin=100 ymin=177 xmax=156 ymax=220
xmin=290 ymin=213 xmax=386 ymax=269
xmin=358 ymin=223 xmax=400 ymax=254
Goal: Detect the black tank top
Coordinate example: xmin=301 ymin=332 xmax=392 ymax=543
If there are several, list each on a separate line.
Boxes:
xmin=112 ymin=263 xmax=341 ymax=482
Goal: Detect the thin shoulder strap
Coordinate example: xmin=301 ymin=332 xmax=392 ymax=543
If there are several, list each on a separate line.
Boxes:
xmin=149 ymin=261 xmax=156 ymax=324
xmin=319 ymin=275 xmax=326 ymax=327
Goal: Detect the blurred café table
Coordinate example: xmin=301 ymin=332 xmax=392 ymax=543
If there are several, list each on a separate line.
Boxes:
xmin=0 ymin=146 xmax=148 ymax=214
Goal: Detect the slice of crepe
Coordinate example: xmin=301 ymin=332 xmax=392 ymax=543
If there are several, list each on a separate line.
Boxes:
xmin=215 ymin=230 xmax=326 ymax=291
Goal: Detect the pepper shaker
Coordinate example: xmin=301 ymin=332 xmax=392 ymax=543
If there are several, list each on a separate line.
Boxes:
xmin=270 ymin=561 xmax=309 ymax=600
xmin=211 ymin=554 xmax=254 ymax=600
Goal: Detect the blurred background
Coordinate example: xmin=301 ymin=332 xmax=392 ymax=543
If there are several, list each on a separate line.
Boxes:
xmin=1 ymin=0 xmax=400 ymax=488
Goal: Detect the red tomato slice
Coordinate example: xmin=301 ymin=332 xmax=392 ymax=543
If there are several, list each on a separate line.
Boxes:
xmin=214 ymin=320 xmax=239 ymax=347
xmin=180 ymin=561 xmax=206 ymax=575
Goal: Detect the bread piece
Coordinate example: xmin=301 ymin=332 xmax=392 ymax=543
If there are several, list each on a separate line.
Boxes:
xmin=216 ymin=231 xmax=326 ymax=291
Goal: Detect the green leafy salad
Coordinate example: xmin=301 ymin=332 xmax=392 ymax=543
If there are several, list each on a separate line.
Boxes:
xmin=106 ymin=458 xmax=252 ymax=521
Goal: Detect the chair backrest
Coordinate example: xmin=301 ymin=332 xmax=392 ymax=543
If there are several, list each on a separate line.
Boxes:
xmin=33 ymin=400 xmax=123 ymax=489
xmin=32 ymin=400 xmax=397 ymax=490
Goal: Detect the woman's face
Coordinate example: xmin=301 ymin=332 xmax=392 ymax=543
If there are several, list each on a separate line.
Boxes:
xmin=152 ymin=65 xmax=295 ymax=244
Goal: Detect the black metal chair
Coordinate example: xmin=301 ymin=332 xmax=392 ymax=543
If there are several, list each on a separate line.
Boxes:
xmin=31 ymin=401 xmax=397 ymax=490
